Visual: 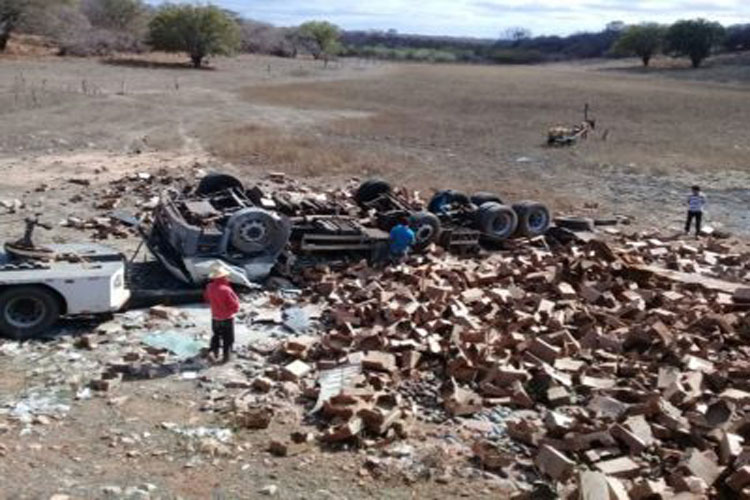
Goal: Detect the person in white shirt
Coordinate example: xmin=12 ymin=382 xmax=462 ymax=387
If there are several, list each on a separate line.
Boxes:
xmin=685 ymin=185 xmax=706 ymax=238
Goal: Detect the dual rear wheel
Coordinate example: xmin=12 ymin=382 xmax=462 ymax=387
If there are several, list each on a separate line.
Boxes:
xmin=426 ymin=190 xmax=551 ymax=240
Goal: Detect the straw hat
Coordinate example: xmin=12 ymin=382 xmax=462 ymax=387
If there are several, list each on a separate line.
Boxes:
xmin=208 ymin=262 xmax=231 ymax=280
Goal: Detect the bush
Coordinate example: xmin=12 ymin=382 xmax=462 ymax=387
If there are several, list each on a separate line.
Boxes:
xmin=665 ymin=19 xmax=725 ymax=68
xmin=81 ymin=0 xmax=148 ymax=33
xmin=431 ymin=50 xmax=457 ymax=63
xmin=148 ymin=4 xmax=241 ymax=67
xmin=342 ymin=44 xmax=464 ymax=64
xmin=60 ymin=28 xmax=144 ymax=56
xmin=613 ymin=23 xmax=666 ymax=66
xmin=486 ymin=48 xmax=545 ymax=64
xmin=2 ymin=0 xmax=79 ymax=51
xmin=16 ymin=0 xmax=146 ymax=56
xmin=241 ymin=19 xmax=297 ymax=58
xmin=724 ymin=24 xmax=750 ymax=52
xmin=298 ymin=20 xmax=340 ymax=64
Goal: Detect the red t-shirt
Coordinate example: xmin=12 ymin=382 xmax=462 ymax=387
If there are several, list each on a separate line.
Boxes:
xmin=204 ymin=278 xmax=240 ymax=320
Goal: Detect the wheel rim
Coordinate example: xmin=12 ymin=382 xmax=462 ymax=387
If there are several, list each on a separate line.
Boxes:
xmin=416 ymin=224 xmax=435 ymax=243
xmin=238 ymin=219 xmax=268 ymax=244
xmin=528 ymin=210 xmax=549 ymax=232
xmin=491 ymin=214 xmax=511 ymax=236
xmin=430 ymin=194 xmax=450 ymax=213
xmin=5 ymin=296 xmax=46 ymax=329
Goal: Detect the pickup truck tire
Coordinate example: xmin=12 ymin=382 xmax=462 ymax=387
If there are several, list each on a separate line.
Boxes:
xmin=470 ymin=192 xmax=503 ymax=206
xmin=411 ymin=211 xmax=441 ymax=250
xmin=476 ymin=202 xmax=518 ymax=241
xmin=196 ymin=173 xmax=244 ymax=196
xmin=0 ymin=286 xmax=61 ymax=340
xmin=513 ymin=201 xmax=551 ymax=237
xmin=355 ymin=179 xmax=391 ymax=205
xmin=428 ymin=190 xmax=470 ymax=213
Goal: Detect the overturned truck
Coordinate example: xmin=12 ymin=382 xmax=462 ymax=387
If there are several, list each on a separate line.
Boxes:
xmin=145 ymin=173 xmax=551 ymax=285
xmin=355 ymin=179 xmax=551 ymax=248
xmin=146 ymin=174 xmax=291 ymax=286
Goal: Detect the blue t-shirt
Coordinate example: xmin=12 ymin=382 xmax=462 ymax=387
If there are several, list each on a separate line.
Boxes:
xmin=389 ymin=224 xmax=415 ymax=255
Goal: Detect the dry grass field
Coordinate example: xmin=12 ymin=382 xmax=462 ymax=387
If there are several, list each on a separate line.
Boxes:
xmin=1 ymin=50 xmax=750 ymax=232
xmin=228 ymin=58 xmax=750 ymax=233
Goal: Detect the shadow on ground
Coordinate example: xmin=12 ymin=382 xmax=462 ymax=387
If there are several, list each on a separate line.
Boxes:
xmin=100 ymin=58 xmax=217 ymax=71
xmin=596 ymin=63 xmax=715 ymax=75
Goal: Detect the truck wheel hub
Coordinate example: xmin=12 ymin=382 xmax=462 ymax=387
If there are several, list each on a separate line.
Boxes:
xmin=416 ymin=224 xmax=434 ymax=242
xmin=492 ymin=214 xmax=511 ymax=234
xmin=6 ymin=297 xmax=45 ymax=328
xmin=238 ymin=220 xmax=267 ymax=243
xmin=528 ymin=211 xmax=549 ymax=232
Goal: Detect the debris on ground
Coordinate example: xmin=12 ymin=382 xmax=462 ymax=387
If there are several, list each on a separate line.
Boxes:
xmin=4 ymin=169 xmax=750 ymax=497
xmin=239 ymin=224 xmax=750 ymax=496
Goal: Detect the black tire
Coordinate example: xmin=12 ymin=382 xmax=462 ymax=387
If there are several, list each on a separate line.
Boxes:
xmin=427 ymin=190 xmax=470 ymax=213
xmin=470 ymin=192 xmax=503 ymax=206
xmin=0 ymin=286 xmax=61 ymax=340
xmin=593 ymin=217 xmax=618 ymax=227
xmin=196 ymin=173 xmax=244 ymax=196
xmin=513 ymin=201 xmax=551 ymax=237
xmin=355 ymin=179 xmax=391 ymax=205
xmin=554 ymin=216 xmax=594 ymax=232
xmin=410 ymin=211 xmax=441 ymax=250
xmin=475 ymin=202 xmax=518 ymax=241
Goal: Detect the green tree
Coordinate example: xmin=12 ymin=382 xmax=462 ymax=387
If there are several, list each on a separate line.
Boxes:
xmin=299 ymin=20 xmax=340 ymax=65
xmin=613 ymin=23 xmax=666 ymax=66
xmin=148 ymin=3 xmax=240 ymax=68
xmin=665 ymin=18 xmax=725 ymax=68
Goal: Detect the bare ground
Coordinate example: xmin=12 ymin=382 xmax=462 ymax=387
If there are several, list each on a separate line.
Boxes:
xmin=2 ymin=50 xmax=750 ymax=498
xmin=0 ymin=359 xmax=503 ymax=500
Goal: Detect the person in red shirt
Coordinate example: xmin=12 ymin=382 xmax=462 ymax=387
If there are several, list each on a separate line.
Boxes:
xmin=204 ymin=263 xmax=240 ymax=363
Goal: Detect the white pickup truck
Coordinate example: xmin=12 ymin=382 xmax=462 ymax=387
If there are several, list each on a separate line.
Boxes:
xmin=0 ymin=243 xmax=130 ymax=339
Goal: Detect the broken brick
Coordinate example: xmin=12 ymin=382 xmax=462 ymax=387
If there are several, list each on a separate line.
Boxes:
xmin=535 ymin=444 xmax=575 ymax=481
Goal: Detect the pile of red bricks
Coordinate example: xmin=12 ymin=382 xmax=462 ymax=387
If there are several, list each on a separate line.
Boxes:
xmin=263 ymin=228 xmax=750 ymax=497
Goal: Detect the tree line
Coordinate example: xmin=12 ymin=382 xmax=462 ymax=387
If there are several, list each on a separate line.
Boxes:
xmin=1 ymin=0 xmax=748 ymax=69
xmin=613 ymin=20 xmax=731 ymax=68
xmin=0 ymin=0 xmax=341 ymax=67
xmin=345 ymin=21 xmax=749 ymax=67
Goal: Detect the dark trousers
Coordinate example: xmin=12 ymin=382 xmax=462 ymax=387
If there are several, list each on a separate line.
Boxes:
xmin=210 ymin=318 xmax=234 ymax=359
xmin=685 ymin=211 xmax=702 ymax=236
xmin=389 ymin=251 xmax=407 ymax=265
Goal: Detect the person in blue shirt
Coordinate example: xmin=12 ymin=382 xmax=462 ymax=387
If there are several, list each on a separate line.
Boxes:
xmin=389 ymin=216 xmax=416 ymax=262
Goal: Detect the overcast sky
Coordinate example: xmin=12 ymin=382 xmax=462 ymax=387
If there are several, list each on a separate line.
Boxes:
xmin=148 ymin=1 xmax=750 ymax=37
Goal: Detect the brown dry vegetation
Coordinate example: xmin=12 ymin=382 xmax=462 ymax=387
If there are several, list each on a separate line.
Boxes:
xmin=220 ymin=61 xmax=750 ymax=232
xmin=598 ymin=52 xmax=750 ymax=85
xmin=204 ymin=123 xmax=424 ymax=178
xmin=1 ymin=52 xmax=750 ymax=231
xmin=237 ymin=63 xmax=750 ymax=178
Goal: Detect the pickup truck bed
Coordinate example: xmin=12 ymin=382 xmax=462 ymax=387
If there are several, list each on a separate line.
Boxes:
xmin=0 ymin=243 xmax=130 ymax=339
